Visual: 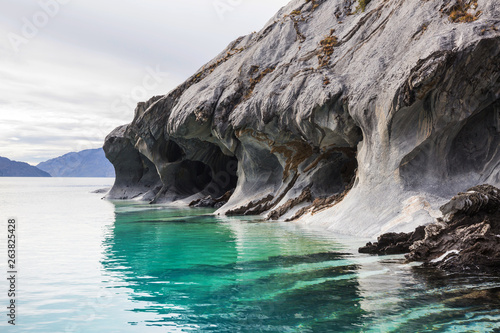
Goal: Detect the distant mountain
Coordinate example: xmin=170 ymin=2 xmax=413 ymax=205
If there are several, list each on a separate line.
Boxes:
xmin=37 ymin=148 xmax=115 ymax=177
xmin=0 ymin=156 xmax=51 ymax=177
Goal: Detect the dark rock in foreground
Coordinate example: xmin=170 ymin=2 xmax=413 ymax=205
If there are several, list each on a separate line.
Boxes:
xmin=360 ymin=184 xmax=500 ymax=274
xmin=407 ymin=184 xmax=500 ymax=273
xmin=0 ymin=156 xmax=51 ymax=177
xmin=189 ymin=190 xmax=235 ymax=209
xmin=359 ymin=226 xmax=425 ymax=255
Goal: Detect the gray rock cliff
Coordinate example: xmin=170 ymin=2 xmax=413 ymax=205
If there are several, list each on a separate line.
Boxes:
xmin=104 ymin=0 xmax=500 ymax=237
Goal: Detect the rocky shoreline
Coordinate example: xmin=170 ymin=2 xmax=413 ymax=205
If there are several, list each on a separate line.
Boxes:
xmin=359 ymin=184 xmax=500 ymax=274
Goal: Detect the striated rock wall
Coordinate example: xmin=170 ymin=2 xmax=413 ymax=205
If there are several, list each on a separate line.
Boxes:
xmin=104 ymin=0 xmax=500 ymax=237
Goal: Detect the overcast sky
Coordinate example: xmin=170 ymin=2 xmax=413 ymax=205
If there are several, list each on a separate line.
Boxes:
xmin=0 ymin=0 xmax=290 ymax=164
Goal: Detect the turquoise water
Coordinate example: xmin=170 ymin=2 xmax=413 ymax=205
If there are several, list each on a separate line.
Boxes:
xmin=1 ymin=178 xmax=500 ymax=332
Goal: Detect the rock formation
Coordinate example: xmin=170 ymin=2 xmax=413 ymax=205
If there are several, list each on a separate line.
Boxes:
xmin=104 ymin=0 xmax=500 ymax=237
xmin=360 ymin=184 xmax=500 ymax=273
xmin=406 ymin=184 xmax=500 ymax=273
xmin=358 ymin=226 xmax=426 ymax=255
xmin=189 ymin=189 xmax=234 ymax=209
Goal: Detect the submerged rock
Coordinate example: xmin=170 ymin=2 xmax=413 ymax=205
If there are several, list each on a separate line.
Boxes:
xmin=444 ymin=288 xmax=500 ymax=307
xmin=360 ymin=184 xmax=500 ymax=274
xmin=104 ymin=0 xmax=500 ymax=237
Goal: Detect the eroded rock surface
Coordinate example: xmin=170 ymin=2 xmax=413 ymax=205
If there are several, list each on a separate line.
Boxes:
xmin=360 ymin=185 xmax=500 ymax=273
xmin=358 ymin=226 xmax=426 ymax=255
xmin=104 ymin=0 xmax=500 ymax=236
xmin=406 ymin=184 xmax=500 ymax=273
xmin=189 ymin=190 xmax=235 ymax=209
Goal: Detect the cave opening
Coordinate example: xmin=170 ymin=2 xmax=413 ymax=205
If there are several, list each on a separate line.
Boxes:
xmin=308 ymin=146 xmax=359 ymax=199
xmin=174 ymin=160 xmax=213 ymax=196
xmin=448 ymin=100 xmax=500 ymax=176
xmin=398 ymin=99 xmax=500 ymax=195
xmin=315 ymin=120 xmax=362 ymax=195
xmin=160 ymin=140 xmax=184 ymax=163
xmin=173 ymin=153 xmax=239 ymax=200
xmin=203 ymin=154 xmax=239 ymax=199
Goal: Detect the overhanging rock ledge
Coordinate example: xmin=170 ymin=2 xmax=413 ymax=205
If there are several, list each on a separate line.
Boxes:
xmin=104 ymin=0 xmax=500 ymax=237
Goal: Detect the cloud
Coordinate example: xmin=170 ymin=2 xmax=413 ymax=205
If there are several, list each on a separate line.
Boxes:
xmin=0 ymin=0 xmax=290 ymax=164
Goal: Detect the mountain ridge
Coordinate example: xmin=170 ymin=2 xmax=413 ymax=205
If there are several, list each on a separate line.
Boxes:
xmin=37 ymin=148 xmax=115 ymax=177
xmin=0 ymin=156 xmax=51 ymax=177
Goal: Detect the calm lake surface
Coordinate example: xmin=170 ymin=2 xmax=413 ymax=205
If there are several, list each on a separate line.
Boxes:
xmin=0 ymin=178 xmax=499 ymax=332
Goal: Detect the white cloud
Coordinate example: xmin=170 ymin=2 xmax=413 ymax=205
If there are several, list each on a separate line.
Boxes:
xmin=0 ymin=0 xmax=290 ymax=164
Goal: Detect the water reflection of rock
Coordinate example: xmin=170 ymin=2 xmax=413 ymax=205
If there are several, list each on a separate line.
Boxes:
xmin=357 ymin=258 xmax=500 ymax=331
xmin=291 ymin=224 xmax=500 ymax=331
xmin=101 ymin=205 xmax=366 ymax=331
